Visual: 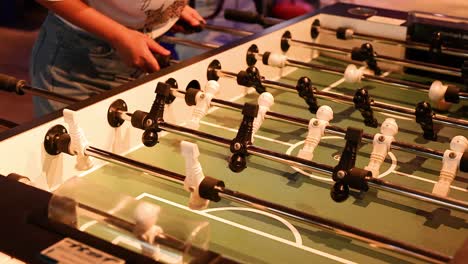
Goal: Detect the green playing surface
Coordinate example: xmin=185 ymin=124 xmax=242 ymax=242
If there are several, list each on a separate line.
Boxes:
xmin=64 ymin=56 xmax=467 ymax=264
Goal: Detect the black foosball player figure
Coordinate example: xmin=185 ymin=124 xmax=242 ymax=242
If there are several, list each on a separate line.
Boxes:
xmin=415 ymin=101 xmax=437 ymax=141
xmin=330 ymin=127 xmax=371 ymax=202
xmin=353 ymin=87 xmax=378 ymax=128
xmin=141 ymin=82 xmax=173 ymax=147
xmin=296 ymin=77 xmax=319 ymax=113
xmin=351 ymin=43 xmax=382 ymax=76
xmin=236 ymin=66 xmax=266 ymax=94
xmin=228 ymin=103 xmax=259 ymax=173
xmin=245 ymin=66 xmax=266 ymax=94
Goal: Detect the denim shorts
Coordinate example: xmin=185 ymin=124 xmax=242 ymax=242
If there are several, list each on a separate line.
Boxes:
xmin=30 ymin=13 xmax=142 ymax=117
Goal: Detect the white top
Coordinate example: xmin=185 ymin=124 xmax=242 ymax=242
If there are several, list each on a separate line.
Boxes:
xmin=49 ymin=0 xmax=186 ymax=38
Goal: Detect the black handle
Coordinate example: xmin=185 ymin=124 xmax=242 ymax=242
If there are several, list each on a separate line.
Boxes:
xmin=152 ymin=53 xmax=172 ymax=69
xmin=224 ymin=9 xmax=260 ymax=24
xmin=175 ymin=19 xmax=204 ymax=34
xmin=0 ymin=73 xmax=24 ymax=93
xmin=224 ymin=9 xmax=283 ymax=27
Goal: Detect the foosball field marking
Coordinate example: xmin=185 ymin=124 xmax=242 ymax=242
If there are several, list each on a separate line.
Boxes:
xmin=136 ymin=192 xmax=357 ymax=264
xmin=198 ymin=119 xmax=465 ymax=192
xmin=78 ymin=202 xmax=127 ymax=231
xmin=394 ymin=170 xmax=467 ymax=192
xmin=111 ymin=235 xmax=182 ymax=264
xmin=74 ymin=190 xmax=356 ymax=264
xmin=58 ymin=103 xmax=465 ymax=263
xmin=320 ymin=76 xmax=346 ymax=92
xmin=286 ymin=136 xmax=397 ymax=182
xmin=66 ymin=59 xmax=465 ymax=262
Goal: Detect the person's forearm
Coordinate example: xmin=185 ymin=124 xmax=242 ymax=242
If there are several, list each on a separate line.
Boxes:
xmin=36 ymin=0 xmax=128 ymax=43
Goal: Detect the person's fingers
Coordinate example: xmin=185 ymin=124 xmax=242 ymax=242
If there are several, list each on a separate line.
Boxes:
xmin=143 ymin=49 xmax=160 ymax=73
xmin=146 ymin=37 xmax=170 ymax=56
xmin=185 ymin=15 xmax=200 ymax=26
xmin=191 ymin=10 xmax=206 ymax=24
xmin=182 ymin=6 xmax=205 ymax=26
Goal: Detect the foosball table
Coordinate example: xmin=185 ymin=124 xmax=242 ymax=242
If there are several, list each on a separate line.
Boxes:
xmin=0 ymin=3 xmax=467 ymax=264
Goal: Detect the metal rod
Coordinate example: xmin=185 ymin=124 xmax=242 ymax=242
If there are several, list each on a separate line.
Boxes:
xmin=405 ymin=41 xmax=468 ymax=58
xmin=161 ymin=120 xmax=468 ymax=212
xmin=216 ymin=69 xmax=238 ymax=78
xmin=167 ymin=116 xmax=468 ymax=213
xmin=251 ymin=50 xmax=465 ymax=97
xmin=262 ymin=79 xmax=468 ymax=128
xmin=325 ymin=125 xmax=445 ymax=159
xmin=217 ymin=67 xmax=468 ymax=128
xmin=83 ymin=144 xmax=452 ymax=263
xmin=21 ymin=84 xmax=79 ymax=105
xmin=118 ymin=110 xmax=333 ymax=174
xmin=159 ymin=121 xmax=334 ymax=174
xmin=287 ymin=38 xmax=462 ymax=77
xmin=288 ymin=59 xmax=434 ymax=93
xmin=368 ymin=178 xmax=468 ymax=213
xmin=176 ymin=89 xmax=445 ymax=159
xmin=0 ymin=118 xmax=18 ymax=129
xmin=315 ymin=25 xmax=468 ymax=58
xmin=77 ymin=201 xmax=205 ymax=256
xmin=115 ymin=110 xmax=467 ymax=213
xmin=280 ymin=54 xmax=468 ymax=99
xmin=217 ymin=189 xmax=450 ymax=264
xmin=159 ymin=36 xmax=220 ymax=50
xmin=203 ymin=24 xmax=253 ymax=37
xmin=86 ymin=146 xmax=185 ymax=184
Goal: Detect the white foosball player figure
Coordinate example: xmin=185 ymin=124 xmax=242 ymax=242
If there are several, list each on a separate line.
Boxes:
xmin=344 ymin=64 xmax=453 ymax=111
xmin=263 ymin=52 xmax=288 ymax=68
xmin=432 ymin=135 xmax=468 ymax=197
xmin=344 ymin=64 xmax=366 ymax=83
xmin=297 ymin=105 xmax=333 ymax=160
xmin=428 ymin=80 xmax=452 ymax=111
xmin=187 ymin=80 xmax=220 ymax=130
xmin=133 ymin=202 xmax=163 ymax=260
xmin=63 ymin=109 xmax=94 ymax=171
xmin=252 ymin=92 xmax=274 ymax=143
xmin=180 ymin=141 xmax=210 ymax=210
xmin=364 ymin=118 xmax=398 ymax=177
xmin=345 ymin=65 xmax=454 ymax=112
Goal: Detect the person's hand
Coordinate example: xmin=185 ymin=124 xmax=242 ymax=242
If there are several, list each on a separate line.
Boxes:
xmin=180 ymin=5 xmax=206 ymax=26
xmin=111 ymin=28 xmax=170 ymax=73
xmin=171 ymin=5 xmax=206 ymax=34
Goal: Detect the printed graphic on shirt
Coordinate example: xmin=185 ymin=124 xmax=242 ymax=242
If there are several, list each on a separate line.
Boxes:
xmin=141 ymin=0 xmax=185 ymax=31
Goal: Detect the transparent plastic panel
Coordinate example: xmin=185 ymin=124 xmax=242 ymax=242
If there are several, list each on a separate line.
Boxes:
xmin=49 ymin=177 xmax=210 ymax=264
